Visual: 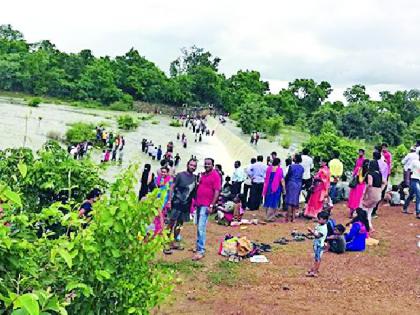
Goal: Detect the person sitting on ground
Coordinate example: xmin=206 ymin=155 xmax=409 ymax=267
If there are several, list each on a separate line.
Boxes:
xmin=322 ymin=195 xmax=333 ymax=213
xmin=345 ymin=208 xmax=369 ymax=251
xmin=220 ymin=176 xmax=232 ymax=201
xmin=216 ymin=194 xmax=244 ymax=225
xmin=384 ymin=184 xmax=402 ymax=206
xmin=326 ymin=224 xmax=346 ymax=254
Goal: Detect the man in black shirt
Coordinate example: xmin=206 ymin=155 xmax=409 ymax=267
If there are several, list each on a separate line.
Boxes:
xmin=164 ymin=158 xmax=197 ymax=254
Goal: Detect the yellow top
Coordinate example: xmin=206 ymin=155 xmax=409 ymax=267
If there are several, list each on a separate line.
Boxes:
xmin=329 ymin=158 xmax=343 ymax=181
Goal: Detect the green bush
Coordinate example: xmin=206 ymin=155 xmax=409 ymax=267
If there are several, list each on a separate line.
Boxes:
xmin=303 ymin=130 xmax=360 ymax=172
xmin=280 ymin=136 xmax=291 ymax=149
xmin=264 ymin=116 xmax=284 ymax=136
xmin=117 ymin=114 xmax=139 ymax=130
xmin=66 ymin=122 xmax=95 ymax=143
xmin=139 ymin=114 xmax=154 ymax=121
xmin=169 ymin=119 xmax=182 ymax=127
xmin=109 ymin=101 xmax=132 ymax=111
xmin=0 ymin=163 xmax=172 ymax=314
xmin=151 ymin=120 xmax=160 ymax=125
xmin=230 ymin=112 xmax=240 ymax=121
xmin=28 ymin=97 xmax=42 ymax=107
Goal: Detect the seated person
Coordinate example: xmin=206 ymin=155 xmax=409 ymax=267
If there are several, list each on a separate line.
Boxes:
xmin=384 ymin=185 xmax=402 ymax=206
xmin=336 ymin=175 xmax=350 ymax=201
xmin=326 ymin=224 xmax=346 ymax=254
xmin=220 ymin=176 xmax=233 ymax=201
xmin=322 ymin=196 xmax=333 ymax=214
xmin=217 ymin=195 xmax=244 ymax=225
xmin=345 ymin=208 xmax=369 ymax=251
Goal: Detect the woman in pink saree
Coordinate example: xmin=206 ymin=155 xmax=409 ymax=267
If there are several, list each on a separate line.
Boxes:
xmin=152 ymin=166 xmax=173 ymax=235
xmin=347 ymin=150 xmax=367 ymax=218
xmin=304 ymin=158 xmax=330 ymax=218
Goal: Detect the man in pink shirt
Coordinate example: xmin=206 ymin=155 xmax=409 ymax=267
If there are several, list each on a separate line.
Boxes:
xmin=192 ymin=158 xmax=221 ymax=261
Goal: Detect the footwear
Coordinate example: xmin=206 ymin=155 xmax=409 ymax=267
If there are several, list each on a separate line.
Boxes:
xmin=402 ymin=210 xmax=413 ymax=214
xmin=306 ymin=271 xmax=318 ymax=277
xmin=163 ymin=249 xmax=173 ymax=255
xmin=171 ymin=243 xmax=184 ymax=251
xmin=192 ymin=253 xmax=204 ymax=261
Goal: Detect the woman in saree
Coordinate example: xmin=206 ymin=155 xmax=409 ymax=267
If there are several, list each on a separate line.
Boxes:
xmin=262 ymin=158 xmax=285 ymax=222
xmin=347 ymin=151 xmax=368 ymax=218
xmin=304 ymin=158 xmax=330 ymax=219
xmin=152 ymin=166 xmax=173 ymax=235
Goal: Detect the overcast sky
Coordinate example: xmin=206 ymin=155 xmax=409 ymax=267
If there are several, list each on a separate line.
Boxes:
xmin=1 ymin=0 xmax=419 ymax=101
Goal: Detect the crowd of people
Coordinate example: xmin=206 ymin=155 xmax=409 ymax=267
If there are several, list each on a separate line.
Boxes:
xmin=95 ymin=127 xmax=126 ymax=164
xmin=78 ymin=113 xmax=420 ymax=277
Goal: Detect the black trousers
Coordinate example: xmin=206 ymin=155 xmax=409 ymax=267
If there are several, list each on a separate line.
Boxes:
xmin=231 ymin=181 xmax=243 ymax=197
xmin=249 ymin=182 xmax=264 ymax=210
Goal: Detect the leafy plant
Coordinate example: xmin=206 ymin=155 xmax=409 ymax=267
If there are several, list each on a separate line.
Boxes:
xmin=65 ymin=122 xmax=95 ymax=144
xmin=264 ymin=116 xmax=284 ymax=136
xmin=169 ymin=119 xmax=182 ymax=127
xmin=117 ymin=114 xmax=139 ymax=130
xmin=151 ymin=120 xmax=160 ymax=125
xmin=28 ymin=97 xmax=42 ymax=107
xmin=280 ymin=136 xmax=291 ymax=149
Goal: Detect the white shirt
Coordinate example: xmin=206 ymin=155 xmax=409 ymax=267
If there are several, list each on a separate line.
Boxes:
xmin=409 ymin=159 xmax=420 ymax=180
xmin=301 ymin=155 xmax=314 ymax=180
xmin=402 ymin=152 xmax=419 ymax=171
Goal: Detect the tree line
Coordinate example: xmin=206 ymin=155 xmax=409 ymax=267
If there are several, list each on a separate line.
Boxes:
xmin=1 ymin=24 xmax=419 ymax=146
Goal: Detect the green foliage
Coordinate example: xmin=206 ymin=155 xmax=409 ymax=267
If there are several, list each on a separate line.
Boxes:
xmin=0 ymin=164 xmax=172 ymax=314
xmin=151 ymin=120 xmax=160 ymax=125
xmin=229 ymin=112 xmax=240 ymax=121
xmin=65 ymin=122 xmax=95 ymax=144
xmin=303 ymin=129 xmax=360 ymax=173
xmin=169 ymin=119 xmax=182 ymax=127
xmin=117 ymin=114 xmax=139 ymax=130
xmin=238 ymin=94 xmax=269 ymax=134
xmin=28 ymin=97 xmax=42 ymax=107
xmin=108 ymin=100 xmax=133 ymax=111
xmin=280 ymin=136 xmax=292 ymax=149
xmin=0 ymin=141 xmax=106 ymax=213
xmin=264 ymin=116 xmax=284 ymax=136
xmin=308 ymin=102 xmax=342 ymax=135
xmin=344 ymin=84 xmax=370 ymax=103
xmin=392 ymin=144 xmax=408 ymax=175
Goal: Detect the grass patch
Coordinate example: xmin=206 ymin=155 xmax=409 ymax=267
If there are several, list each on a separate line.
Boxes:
xmin=169 ymin=119 xmax=182 ymax=127
xmin=28 ymin=97 xmax=42 ymax=107
xmin=151 ymin=119 xmax=160 ymax=125
xmin=117 ymin=114 xmax=139 ymax=130
xmin=139 ymin=114 xmax=154 ymax=121
xmin=207 ymin=260 xmax=240 ymax=287
xmin=280 ymin=135 xmax=291 ymax=149
xmin=157 ymin=259 xmax=204 ymax=275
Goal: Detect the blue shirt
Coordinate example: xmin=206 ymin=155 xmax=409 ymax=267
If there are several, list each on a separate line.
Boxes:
xmin=247 ymin=162 xmax=267 ymax=184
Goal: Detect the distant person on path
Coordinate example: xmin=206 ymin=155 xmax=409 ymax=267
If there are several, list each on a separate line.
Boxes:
xmin=247 ymin=155 xmax=267 ymax=211
xmin=328 ymin=152 xmax=343 ymax=204
xmin=402 ymin=153 xmax=420 ymax=218
xmin=304 ymin=158 xmax=330 ymax=219
xmin=262 ymin=158 xmax=285 ymax=222
xmin=174 ymin=153 xmax=181 ymax=167
xmin=164 ymin=159 xmax=198 ymax=255
xmin=301 ymin=148 xmax=314 ymax=202
xmin=285 ymin=154 xmax=304 ymax=222
xmin=192 ymin=158 xmax=221 ymax=261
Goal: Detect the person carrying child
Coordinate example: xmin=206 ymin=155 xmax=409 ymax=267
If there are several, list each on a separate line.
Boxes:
xmin=306 ymin=211 xmax=329 ymax=277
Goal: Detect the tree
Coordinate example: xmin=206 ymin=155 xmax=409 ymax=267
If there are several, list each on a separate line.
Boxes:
xmin=308 ymin=102 xmax=342 ymax=135
xmin=238 ymin=94 xmax=268 ymax=134
xmin=370 ymin=111 xmax=407 ymax=146
xmin=169 ymin=46 xmax=221 ymax=76
xmin=288 ymin=79 xmax=332 ymax=114
xmin=265 ymin=90 xmax=300 ymax=125
xmin=343 ymin=84 xmax=369 ymax=103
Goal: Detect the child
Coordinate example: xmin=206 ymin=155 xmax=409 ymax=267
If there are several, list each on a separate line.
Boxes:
xmin=326 ymin=224 xmax=346 ymax=254
xmin=306 ymin=211 xmax=329 ymax=277
xmin=384 ymin=185 xmax=401 ymax=206
xmin=322 ymin=195 xmax=333 ymax=214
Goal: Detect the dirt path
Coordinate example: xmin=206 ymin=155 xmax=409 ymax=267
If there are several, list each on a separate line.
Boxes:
xmin=154 ymin=202 xmax=420 ymax=315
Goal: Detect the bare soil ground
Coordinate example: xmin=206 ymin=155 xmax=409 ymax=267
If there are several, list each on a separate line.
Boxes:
xmin=154 ymin=202 xmax=420 ymax=315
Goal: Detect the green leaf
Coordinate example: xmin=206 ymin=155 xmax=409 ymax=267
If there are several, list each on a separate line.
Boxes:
xmin=44 ymin=296 xmax=60 ymax=312
xmin=128 ymin=307 xmax=136 ymax=314
xmin=57 ymin=249 xmax=72 ymax=268
xmin=16 ymin=294 xmax=39 ymax=315
xmin=95 ymin=270 xmax=111 ymax=281
xmin=3 ymin=189 xmax=22 ymax=208
xmin=18 ymin=161 xmax=28 ymax=178
xmin=11 ymin=310 xmax=28 ymax=315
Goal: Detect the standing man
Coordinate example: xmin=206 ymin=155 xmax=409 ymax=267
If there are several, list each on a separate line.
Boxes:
xmin=403 ymin=154 xmax=420 ymax=218
xmin=192 ymin=158 xmax=221 ymax=261
xmin=372 ymin=144 xmax=392 ymax=218
xmin=164 ymin=158 xmax=198 ymax=255
xmin=301 ymin=148 xmax=314 ymax=202
xmin=402 ymin=147 xmax=418 ymax=187
xmin=231 ymin=160 xmax=246 ymax=196
xmin=328 ymin=152 xmax=344 ymax=204
xmin=243 ymin=158 xmax=256 ymax=208
xmin=247 ymin=155 xmax=267 ymax=211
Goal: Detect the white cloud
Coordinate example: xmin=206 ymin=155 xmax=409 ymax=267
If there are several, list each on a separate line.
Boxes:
xmin=1 ymin=0 xmax=419 ymax=100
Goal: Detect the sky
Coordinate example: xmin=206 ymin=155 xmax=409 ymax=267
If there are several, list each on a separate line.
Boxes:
xmin=1 ymin=0 xmax=419 ymax=101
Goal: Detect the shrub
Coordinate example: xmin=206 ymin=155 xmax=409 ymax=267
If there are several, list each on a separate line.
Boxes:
xmin=280 ymin=136 xmax=291 ymax=149
xmin=169 ymin=119 xmax=182 ymax=127
xmin=151 ymin=120 xmax=160 ymax=125
xmin=139 ymin=114 xmax=154 ymax=121
xmin=230 ymin=112 xmax=240 ymax=121
xmin=0 ymin=164 xmax=171 ymax=314
xmin=264 ymin=116 xmax=284 ymax=136
xmin=117 ymin=114 xmax=139 ymax=130
xmin=46 ymin=130 xmax=62 ymax=141
xmin=28 ymin=97 xmax=42 ymax=107
xmin=109 ymin=101 xmax=132 ymax=111
xmin=66 ymin=122 xmax=95 ymax=144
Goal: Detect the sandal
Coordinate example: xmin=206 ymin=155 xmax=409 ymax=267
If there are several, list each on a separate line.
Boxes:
xmin=163 ymin=249 xmax=173 ymax=255
xmin=171 ymin=244 xmax=184 ymax=251
xmin=192 ymin=253 xmax=204 ymax=261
